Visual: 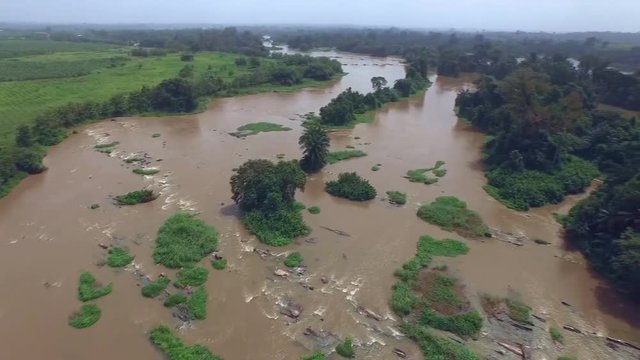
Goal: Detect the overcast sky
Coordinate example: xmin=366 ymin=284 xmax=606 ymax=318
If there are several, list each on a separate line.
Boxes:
xmin=1 ymin=0 xmax=639 ymax=32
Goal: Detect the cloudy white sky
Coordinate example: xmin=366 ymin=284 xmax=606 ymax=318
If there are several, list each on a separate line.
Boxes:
xmin=1 ymin=0 xmax=639 ymax=32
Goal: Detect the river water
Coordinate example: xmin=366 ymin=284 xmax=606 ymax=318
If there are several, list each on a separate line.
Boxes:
xmin=0 ymin=49 xmax=637 ymax=360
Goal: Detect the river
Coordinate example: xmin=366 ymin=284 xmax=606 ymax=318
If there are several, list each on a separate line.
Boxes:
xmin=0 ymin=49 xmax=637 ymax=360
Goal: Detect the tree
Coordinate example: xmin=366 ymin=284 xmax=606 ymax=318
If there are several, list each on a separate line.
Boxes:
xmin=15 ymin=125 xmax=32 ymax=147
xmin=178 ymin=64 xmax=194 ymax=78
xmin=371 ymin=76 xmax=388 ymax=92
xmin=299 ymin=121 xmax=330 ymax=173
xmin=393 ymin=79 xmax=412 ymax=97
xmin=151 ymin=78 xmax=196 ymax=113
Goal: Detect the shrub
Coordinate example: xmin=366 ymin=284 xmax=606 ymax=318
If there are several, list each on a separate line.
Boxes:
xmin=335 ymin=337 xmax=355 ymax=358
xmin=164 ymin=293 xmax=188 ymax=307
xmin=69 ymin=304 xmax=101 ymax=329
xmin=326 ymin=150 xmax=367 ymax=164
xmin=433 ymin=168 xmax=447 ymax=177
xmin=149 ymin=326 xmax=222 ymax=360
xmin=153 ymin=213 xmax=218 ymax=268
xmin=371 ymin=165 xmax=380 ymax=171
xmin=301 ymin=352 xmax=326 ymax=360
xmin=417 ymin=196 xmax=491 ymax=237
xmin=230 ymin=122 xmax=291 ymax=137
xmin=89 ymin=203 xmax=100 ymax=209
xmin=114 ymin=189 xmax=157 ymax=205
xmin=406 ymin=168 xmax=438 ymax=184
xmin=506 ymin=299 xmax=531 ymax=323
xmin=106 ymin=247 xmax=134 ymax=267
xmin=400 ymin=323 xmax=479 ymax=360
xmin=284 ymin=252 xmax=303 ymax=267
xmin=94 ymin=141 xmax=119 ymax=149
xmin=175 ymin=266 xmax=209 ymax=287
xmin=78 ymin=272 xmax=112 ymax=302
xmin=187 ymin=286 xmax=208 ymax=320
xmin=386 ymin=191 xmax=407 ymax=205
xmin=211 ymin=258 xmax=227 ymax=270
xmin=550 ymin=326 xmax=564 ymax=343
xmin=325 ymin=172 xmax=376 ymax=201
xmin=141 ymin=277 xmax=171 ymax=298
xmin=420 ymin=309 xmax=483 ymax=337
xmin=307 ymin=206 xmax=321 ymax=214
xmin=133 ymin=167 xmax=160 ymax=175
xmin=241 ymin=206 xmax=309 ymax=246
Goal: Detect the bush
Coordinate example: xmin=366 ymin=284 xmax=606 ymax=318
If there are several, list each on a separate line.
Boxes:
xmin=325 ymin=172 xmax=376 ymax=201
xmin=335 ymin=337 xmax=355 ymax=358
xmin=301 ymin=352 xmax=326 ymax=360
xmin=141 ymin=277 xmax=171 ymax=298
xmin=406 ymin=168 xmax=438 ymax=184
xmin=386 ymin=191 xmax=407 ymax=205
xmin=230 ymin=122 xmax=291 ymax=137
xmin=153 ymin=213 xmax=218 ymax=268
xmin=187 ymin=286 xmax=208 ymax=320
xmin=400 ymin=323 xmax=479 ymax=360
xmin=284 ymin=252 xmax=303 ymax=267
xmin=307 ymin=206 xmax=321 ymax=214
xmin=420 ymin=309 xmax=483 ymax=337
xmin=106 ymin=247 xmax=134 ymax=267
xmin=164 ymin=293 xmax=188 ymax=307
xmin=78 ymin=272 xmax=112 ymax=302
xmin=550 ymin=326 xmax=564 ymax=343
xmin=114 ymin=189 xmax=157 ymax=205
xmin=417 ymin=196 xmax=491 ymax=237
xmin=326 ymin=150 xmax=367 ymax=164
xmin=175 ymin=266 xmax=209 ymax=287
xmin=68 ymin=304 xmax=101 ymax=329
xmin=242 ymin=206 xmax=309 ymax=246
xmin=149 ymin=326 xmax=222 ymax=360
xmin=506 ymin=299 xmax=531 ymax=323
xmin=211 ymin=258 xmax=227 ymax=270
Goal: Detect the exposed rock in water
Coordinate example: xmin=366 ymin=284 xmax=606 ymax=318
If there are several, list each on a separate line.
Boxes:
xmin=320 ymin=226 xmax=351 ymax=237
xmin=357 ymin=306 xmax=383 ymax=321
xmin=274 ymin=269 xmax=290 ymax=278
xmin=563 ymin=325 xmax=582 ymax=334
xmin=491 ymin=228 xmax=527 ymax=246
xmin=320 ymin=276 xmax=329 ymax=284
xmin=533 ymin=239 xmax=551 ymax=245
xmin=392 ymin=348 xmax=407 ymax=358
xmin=279 ymin=300 xmax=302 ymax=319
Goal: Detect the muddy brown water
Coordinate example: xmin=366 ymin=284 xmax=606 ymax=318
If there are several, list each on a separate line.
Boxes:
xmin=0 ymin=49 xmax=638 ymax=360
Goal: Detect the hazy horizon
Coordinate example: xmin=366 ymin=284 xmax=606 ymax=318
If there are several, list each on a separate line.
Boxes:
xmin=1 ymin=0 xmax=639 ymax=33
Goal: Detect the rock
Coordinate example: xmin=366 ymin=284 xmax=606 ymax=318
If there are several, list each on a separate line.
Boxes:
xmin=320 ymin=226 xmax=351 ymax=237
xmin=280 ymin=301 xmax=302 ymax=319
xmin=497 ymin=342 xmax=524 ymax=357
xmin=533 ymin=239 xmax=551 ymax=245
xmin=321 ymin=276 xmax=329 ymax=284
xmin=563 ymin=325 xmax=582 ymax=334
xmin=274 ymin=269 xmax=290 ymax=278
xmin=561 ymin=301 xmax=572 ymax=307
xmin=293 ymin=266 xmax=307 ymax=275
xmin=357 ymin=306 xmax=383 ymax=321
xmin=254 ymin=248 xmax=271 ymax=258
xmin=392 ymin=348 xmax=407 ymax=358
xmin=98 ymin=243 xmax=109 ymax=249
xmin=42 ymin=281 xmax=51 ymax=288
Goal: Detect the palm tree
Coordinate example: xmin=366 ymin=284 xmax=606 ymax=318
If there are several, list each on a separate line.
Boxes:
xmin=299 ymin=120 xmax=329 ymax=173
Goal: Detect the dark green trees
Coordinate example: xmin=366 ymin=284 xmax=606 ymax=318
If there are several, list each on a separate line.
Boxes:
xmin=325 ymin=172 xmax=377 ymax=201
xmin=299 ymin=121 xmax=330 ymax=173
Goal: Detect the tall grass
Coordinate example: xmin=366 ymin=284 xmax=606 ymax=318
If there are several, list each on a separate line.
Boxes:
xmin=68 ymin=304 xmax=102 ymax=329
xmin=149 ymin=326 xmax=222 ymax=360
xmin=153 ymin=213 xmax=218 ymax=268
xmin=417 ymin=196 xmax=491 ymax=238
xmin=78 ymin=272 xmax=112 ymax=302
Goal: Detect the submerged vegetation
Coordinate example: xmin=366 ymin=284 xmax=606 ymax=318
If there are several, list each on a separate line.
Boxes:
xmin=78 ymin=272 xmax=112 ymax=302
xmin=114 ymin=189 xmax=157 ymax=205
xmin=386 ymin=191 xmax=407 ymax=205
xmin=325 ymin=149 xmax=367 ymax=164
xmin=164 ymin=293 xmax=188 ymax=307
xmin=106 ymin=247 xmax=135 ymax=268
xmin=325 ymin=172 xmax=377 ymax=201
xmin=417 ymin=196 xmax=491 ymax=238
xmin=187 ymin=286 xmax=208 ymax=320
xmin=230 ymin=122 xmax=291 ymax=137
xmin=153 ymin=213 xmax=218 ymax=268
xmin=284 ymin=252 xmax=304 ymax=268
xmin=132 ymin=167 xmax=160 ymax=175
xmin=141 ymin=277 xmax=171 ymax=298
xmin=335 ymin=337 xmax=355 ymax=358
xmin=175 ymin=266 xmax=209 ymax=287
xmin=307 ymin=206 xmax=321 ymax=214
xmin=68 ymin=304 xmax=102 ymax=329
xmin=405 ymin=161 xmax=446 ymax=185
xmin=211 ymin=258 xmax=227 ymax=270
xmin=149 ymin=326 xmax=222 ymax=360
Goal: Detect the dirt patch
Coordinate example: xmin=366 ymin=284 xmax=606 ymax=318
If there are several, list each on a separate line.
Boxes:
xmin=414 ymin=269 xmax=471 ymax=316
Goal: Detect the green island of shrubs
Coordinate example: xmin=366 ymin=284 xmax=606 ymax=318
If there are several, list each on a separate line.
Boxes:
xmin=406 ymin=161 xmax=446 ymax=185
xmin=325 ymin=172 xmax=376 ymax=201
xmin=164 ymin=293 xmax=188 ymax=307
xmin=230 ymin=122 xmax=291 ymax=137
xmin=284 ymin=252 xmax=304 ymax=268
xmin=211 ymin=258 xmax=227 ymax=270
xmin=386 ymin=191 xmax=407 ymax=205
xmin=153 ymin=213 xmax=218 ymax=268
xmin=68 ymin=304 xmax=102 ymax=329
xmin=175 ymin=266 xmax=209 ymax=287
xmin=114 ymin=189 xmax=158 ymax=205
xmin=141 ymin=277 xmax=171 ymax=298
xmin=149 ymin=326 xmax=222 ymax=360
xmin=417 ymin=196 xmax=491 ymax=238
xmin=106 ymin=246 xmax=135 ymax=267
xmin=187 ymin=286 xmax=208 ymax=320
xmin=326 ymin=149 xmax=367 ymax=164
xmin=335 ymin=337 xmax=355 ymax=358
xmin=307 ymin=206 xmax=321 ymax=214
xmin=78 ymin=272 xmax=112 ymax=302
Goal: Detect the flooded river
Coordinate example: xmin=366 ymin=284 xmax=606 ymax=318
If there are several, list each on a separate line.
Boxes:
xmin=0 ymin=49 xmax=637 ymax=360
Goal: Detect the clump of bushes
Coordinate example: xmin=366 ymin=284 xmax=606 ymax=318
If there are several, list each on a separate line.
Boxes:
xmin=68 ymin=304 xmax=101 ymax=329
xmin=78 ymin=272 xmax=112 ymax=301
xmin=417 ymin=196 xmax=491 ymax=238
xmin=230 ymin=122 xmax=291 ymax=137
xmin=550 ymin=326 xmax=564 ymax=343
xmin=325 ymin=172 xmax=376 ymax=201
xmin=164 ymin=293 xmax=188 ymax=307
xmin=506 ymin=299 xmax=531 ymax=323
xmin=114 ymin=189 xmax=157 ymax=205
xmin=141 ymin=277 xmax=171 ymax=298
xmin=187 ymin=286 xmax=208 ymax=320
xmin=335 ymin=337 xmax=355 ymax=358
xmin=149 ymin=326 xmax=222 ymax=360
xmin=106 ymin=246 xmax=135 ymax=267
xmin=241 ymin=206 xmax=309 ymax=246
xmin=420 ymin=309 xmax=483 ymax=337
xmin=284 ymin=252 xmax=303 ymax=268
xmin=211 ymin=258 xmax=227 ymax=270
xmin=386 ymin=191 xmax=407 ymax=205
xmin=326 ymin=149 xmax=367 ymax=164
xmin=175 ymin=266 xmax=209 ymax=287
xmin=153 ymin=213 xmax=218 ymax=268
xmin=308 ymin=206 xmax=321 ymax=214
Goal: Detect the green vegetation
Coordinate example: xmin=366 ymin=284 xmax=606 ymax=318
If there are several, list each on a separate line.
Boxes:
xmin=106 ymin=247 xmax=135 ymax=268
xmin=231 ymin=160 xmax=309 ymax=246
xmin=68 ymin=304 xmax=102 ymax=329
xmin=550 ymin=326 xmax=564 ymax=344
xmin=405 ymin=161 xmax=446 ymax=184
xmin=300 ymin=353 xmax=326 ymax=360
xmin=420 ymin=309 xmax=483 ymax=337
xmin=325 ymin=149 xmax=367 ymax=165
xmin=114 ymin=189 xmax=157 ymax=205
xmin=325 ymin=172 xmax=377 ymax=201
xmin=557 ymin=357 xmax=577 ymax=360
xmin=78 ymin=272 xmax=112 ymax=302
xmin=211 ymin=258 xmax=227 ymax=270
xmin=164 ymin=293 xmax=188 ymax=307
xmin=386 ymin=191 xmax=407 ymax=205
xmin=506 ymin=299 xmax=531 ymax=323
xmin=433 ymin=168 xmax=447 ymax=177
xmin=149 ymin=325 xmax=222 ymax=360
xmin=371 ymin=165 xmax=380 ymax=171
xmin=152 ymin=133 xmax=161 ymax=138
xmin=133 ymin=167 xmax=160 ymax=175
xmin=335 ymin=337 xmax=355 ymax=358
xmin=94 ymin=141 xmax=119 ymax=149
xmin=89 ymin=203 xmax=100 ymax=210
xmin=153 ymin=213 xmax=219 ymax=268
xmin=299 ymin=120 xmax=330 ymax=173
xmin=187 ymin=286 xmax=208 ymax=320
xmin=230 ymin=122 xmax=291 ymax=137
xmin=175 ymin=266 xmax=209 ymax=287
xmin=284 ymin=252 xmax=304 ymax=268
xmin=401 ymin=323 xmax=479 ymax=360
xmin=417 ymin=196 xmax=491 ymax=238
xmin=141 ymin=277 xmax=171 ymax=298
xmin=307 ymin=206 xmax=321 ymax=214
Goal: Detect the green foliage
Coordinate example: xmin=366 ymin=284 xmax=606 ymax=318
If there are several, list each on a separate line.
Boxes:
xmin=335 ymin=337 xmax=355 ymax=358
xmin=326 ymin=149 xmax=367 ymax=164
xmin=89 ymin=203 xmax=100 ymax=209
xmin=371 ymin=165 xmax=380 ymax=171
xmin=152 ymin=133 xmax=161 ymax=138
xmin=550 ymin=326 xmax=564 ymax=343
xmin=211 ymin=258 xmax=227 ymax=270
xmin=94 ymin=141 xmax=119 ymax=149
xmin=425 ymin=275 xmax=462 ymax=308
xmin=506 ymin=299 xmax=531 ymax=323
xmin=141 ymin=277 xmax=171 ymax=298
xmin=325 ymin=172 xmax=377 ymax=201
xmin=433 ymin=168 xmax=447 ymax=177
xmin=230 ymin=122 xmax=291 ymax=137
xmin=420 ymin=309 xmax=483 ymax=337
xmin=299 ymin=120 xmax=330 ymax=173
xmin=153 ymin=213 xmax=219 ymax=268
xmin=68 ymin=304 xmax=102 ymax=329
xmin=406 ymin=169 xmax=438 ymax=184
xmin=175 ymin=266 xmax=209 ymax=287
xmin=187 ymin=286 xmax=208 ymax=320
xmin=0 ymin=57 xmax=128 ymax=81
xmin=164 ymin=293 xmax=188 ymax=307
xmin=149 ymin=326 xmax=222 ymax=360
xmin=114 ymin=189 xmax=157 ymax=205
xmin=417 ymin=196 xmax=491 ymax=237
xmin=78 ymin=272 xmax=112 ymax=302
xmin=400 ymin=323 xmax=479 ymax=360
xmin=307 ymin=206 xmax=321 ymax=214
xmin=106 ymin=247 xmax=135 ymax=268
xmin=300 ymin=352 xmax=326 ymax=360
xmin=284 ymin=252 xmax=304 ymax=268
xmin=242 ymin=205 xmax=309 ymax=246
xmin=386 ymin=191 xmax=407 ymax=205
xmin=132 ymin=167 xmax=160 ymax=175
xmin=557 ymin=357 xmax=577 ymax=360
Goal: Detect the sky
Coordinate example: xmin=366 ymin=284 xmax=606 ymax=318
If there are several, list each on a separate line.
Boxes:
xmin=1 ymin=0 xmax=639 ymax=33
